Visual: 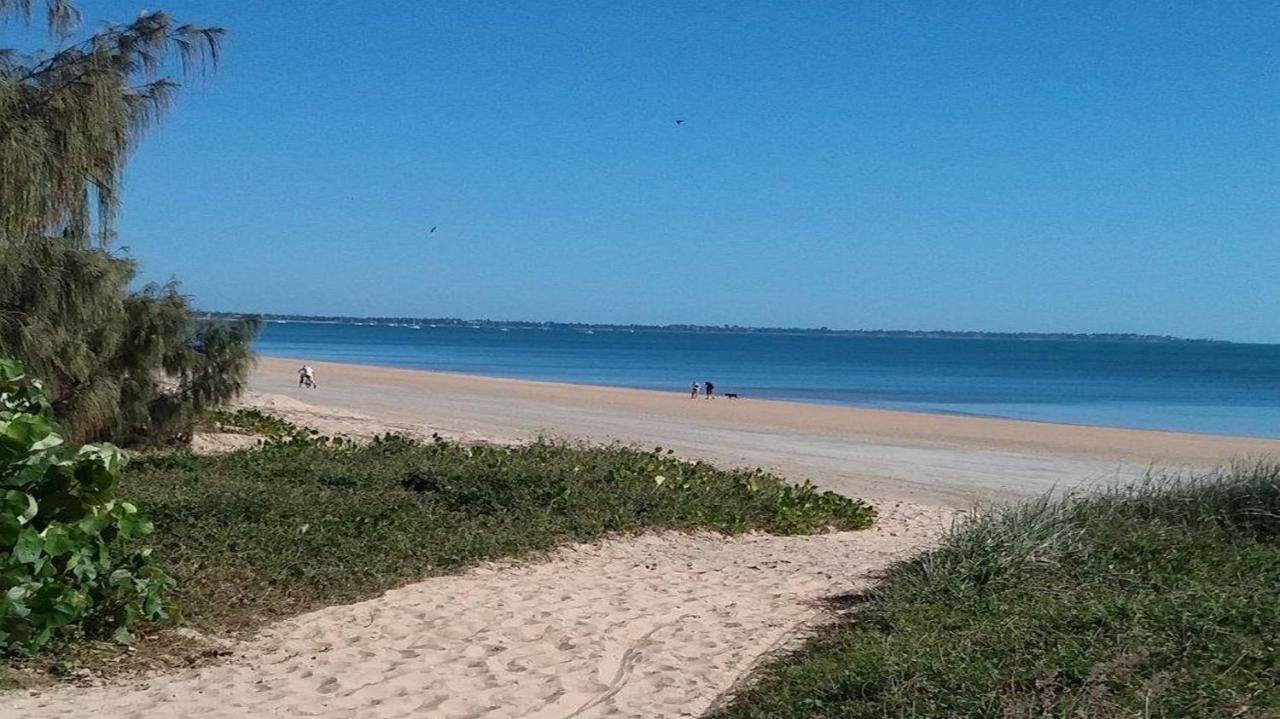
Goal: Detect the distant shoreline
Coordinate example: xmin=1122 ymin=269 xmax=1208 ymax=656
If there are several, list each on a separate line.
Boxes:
xmin=201 ymin=312 xmax=1223 ymax=344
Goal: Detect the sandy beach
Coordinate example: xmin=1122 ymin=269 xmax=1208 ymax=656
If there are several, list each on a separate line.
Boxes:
xmin=246 ymin=356 xmax=1280 ymax=507
xmin=11 ymin=357 xmax=1277 ymax=718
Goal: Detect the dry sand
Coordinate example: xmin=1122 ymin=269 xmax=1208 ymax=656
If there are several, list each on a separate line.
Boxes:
xmin=248 ymin=357 xmax=1280 ymax=507
xmin=10 ymin=505 xmax=951 ymax=719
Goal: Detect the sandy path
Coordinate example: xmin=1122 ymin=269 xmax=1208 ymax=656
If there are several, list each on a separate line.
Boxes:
xmin=9 ymin=505 xmax=951 ymax=719
xmin=251 ymin=357 xmax=1280 ymax=506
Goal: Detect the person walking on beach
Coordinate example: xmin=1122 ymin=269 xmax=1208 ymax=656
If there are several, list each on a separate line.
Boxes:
xmin=298 ymin=365 xmax=317 ymax=389
xmin=690 ymin=381 xmax=700 ymax=399
xmin=704 ymin=380 xmax=714 ymax=399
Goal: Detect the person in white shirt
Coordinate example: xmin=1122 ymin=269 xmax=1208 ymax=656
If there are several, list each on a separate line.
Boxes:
xmin=298 ymin=365 xmax=316 ymax=389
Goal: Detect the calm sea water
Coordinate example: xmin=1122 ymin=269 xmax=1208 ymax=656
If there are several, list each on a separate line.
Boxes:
xmin=255 ymin=322 xmax=1280 ymax=439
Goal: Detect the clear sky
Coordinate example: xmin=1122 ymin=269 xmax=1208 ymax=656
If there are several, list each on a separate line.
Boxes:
xmin=32 ymin=2 xmax=1280 ymax=341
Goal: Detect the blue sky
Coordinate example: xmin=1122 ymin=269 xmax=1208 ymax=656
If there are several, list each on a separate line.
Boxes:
xmin=22 ymin=2 xmax=1280 ymax=341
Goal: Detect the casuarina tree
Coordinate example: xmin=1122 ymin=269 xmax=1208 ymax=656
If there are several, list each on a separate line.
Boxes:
xmin=0 ymin=0 xmax=259 ymax=443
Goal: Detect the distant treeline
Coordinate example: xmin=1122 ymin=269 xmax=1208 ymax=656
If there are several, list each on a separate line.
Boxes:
xmin=199 ymin=312 xmax=1220 ymax=344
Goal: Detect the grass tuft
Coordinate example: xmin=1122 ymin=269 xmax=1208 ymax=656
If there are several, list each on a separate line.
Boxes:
xmin=709 ymin=463 xmax=1280 ymax=719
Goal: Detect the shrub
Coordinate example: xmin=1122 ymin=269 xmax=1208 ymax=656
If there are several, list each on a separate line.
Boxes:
xmin=0 ymin=360 xmax=170 ymax=654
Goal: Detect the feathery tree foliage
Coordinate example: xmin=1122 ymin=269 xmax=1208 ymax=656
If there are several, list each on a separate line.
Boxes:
xmin=0 ymin=1 xmax=259 ymax=443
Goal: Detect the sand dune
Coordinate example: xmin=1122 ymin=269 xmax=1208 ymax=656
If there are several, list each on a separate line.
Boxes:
xmin=248 ymin=357 xmax=1280 ymax=506
xmin=9 ymin=505 xmax=952 ymax=719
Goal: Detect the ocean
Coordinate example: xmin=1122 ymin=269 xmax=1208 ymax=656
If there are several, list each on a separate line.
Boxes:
xmin=255 ymin=322 xmax=1280 ymax=439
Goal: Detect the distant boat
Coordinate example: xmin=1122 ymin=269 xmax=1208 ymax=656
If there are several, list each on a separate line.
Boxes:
xmin=411 ymin=324 xmax=422 ymax=329
xmin=583 ymin=330 xmax=595 ymax=335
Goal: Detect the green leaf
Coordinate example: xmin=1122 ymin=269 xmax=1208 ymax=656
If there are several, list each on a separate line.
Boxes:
xmin=0 ymin=489 xmax=33 ymax=518
xmin=0 ymin=513 xmax=20 ymax=547
xmin=112 ymin=625 xmax=137 ymax=645
xmin=11 ymin=528 xmax=44 ymax=564
xmin=0 ymin=595 xmax=31 ymax=620
xmin=29 ymin=433 xmax=64 ymax=452
xmin=116 ymin=510 xmax=154 ymax=539
xmin=76 ymin=443 xmax=125 ymax=476
xmin=40 ymin=525 xmax=80 ymax=556
xmin=0 ymin=359 xmax=22 ymax=382
xmin=67 ymin=548 xmax=98 ymax=582
xmin=0 ymin=414 xmax=58 ymax=453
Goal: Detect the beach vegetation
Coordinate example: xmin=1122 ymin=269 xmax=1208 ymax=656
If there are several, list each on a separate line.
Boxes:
xmin=709 ymin=464 xmax=1280 ymax=718
xmin=121 ymin=429 xmax=874 ymax=634
xmin=0 ymin=2 xmax=259 ymax=444
xmin=2 ymin=408 xmax=873 ymax=680
xmin=199 ymin=408 xmax=317 ymax=444
xmin=0 ymin=360 xmax=169 ymax=656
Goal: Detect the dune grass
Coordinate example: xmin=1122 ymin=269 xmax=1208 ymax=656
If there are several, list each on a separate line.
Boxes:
xmin=709 ymin=464 xmax=1280 ymax=718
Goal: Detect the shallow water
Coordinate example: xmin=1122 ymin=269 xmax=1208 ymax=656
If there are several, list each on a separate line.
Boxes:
xmin=256 ymin=322 xmax=1280 ymax=439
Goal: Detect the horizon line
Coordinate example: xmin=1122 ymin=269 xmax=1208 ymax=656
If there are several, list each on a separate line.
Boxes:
xmin=198 ymin=310 xmax=1232 ymax=344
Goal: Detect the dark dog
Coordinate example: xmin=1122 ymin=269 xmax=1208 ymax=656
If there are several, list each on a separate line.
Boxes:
xmin=723 ymin=392 xmax=740 ymax=399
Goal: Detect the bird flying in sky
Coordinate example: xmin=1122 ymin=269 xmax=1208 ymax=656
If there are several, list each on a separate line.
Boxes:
xmin=429 ymin=226 xmax=438 ymax=234
xmin=675 ymin=119 xmax=684 ymax=125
